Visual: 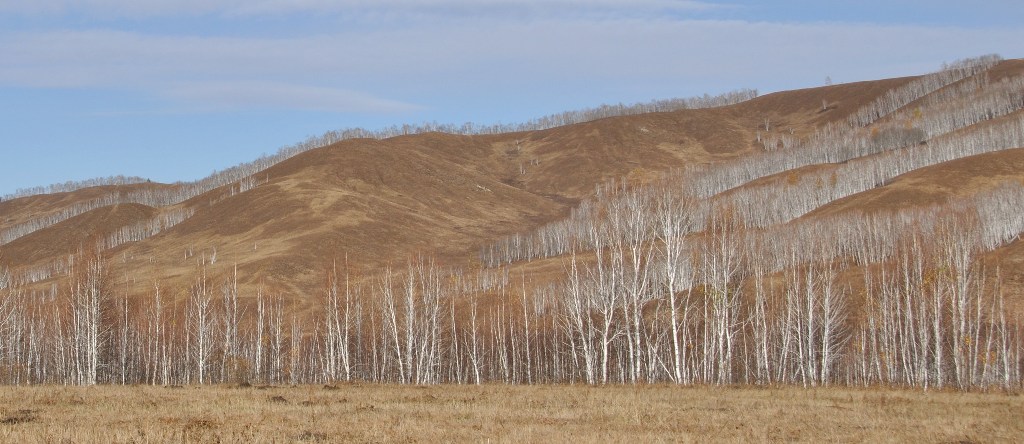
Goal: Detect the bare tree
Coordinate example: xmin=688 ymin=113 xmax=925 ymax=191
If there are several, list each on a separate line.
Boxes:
xmin=187 ymin=268 xmax=216 ymax=384
xmin=68 ymin=242 xmax=109 ymax=385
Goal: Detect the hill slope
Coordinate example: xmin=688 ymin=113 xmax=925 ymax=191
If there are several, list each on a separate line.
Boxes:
xmin=0 ymin=72 xmax=921 ymax=295
xmin=2 ymin=55 xmax=1024 ymax=389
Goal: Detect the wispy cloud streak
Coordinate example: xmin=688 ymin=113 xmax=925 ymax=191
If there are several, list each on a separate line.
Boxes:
xmin=0 ymin=0 xmax=724 ymax=19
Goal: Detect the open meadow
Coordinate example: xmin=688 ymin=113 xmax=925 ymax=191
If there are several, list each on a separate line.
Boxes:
xmin=0 ymin=384 xmax=1020 ymax=443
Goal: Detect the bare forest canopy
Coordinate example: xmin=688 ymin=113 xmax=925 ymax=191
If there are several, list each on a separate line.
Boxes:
xmin=3 ymin=54 xmax=1024 ymax=390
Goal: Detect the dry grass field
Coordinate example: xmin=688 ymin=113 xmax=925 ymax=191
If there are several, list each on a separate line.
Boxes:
xmin=0 ymin=384 xmax=1020 ymax=443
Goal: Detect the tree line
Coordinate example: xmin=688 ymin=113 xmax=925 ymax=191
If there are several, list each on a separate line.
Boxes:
xmin=0 ymin=177 xmax=1021 ymax=389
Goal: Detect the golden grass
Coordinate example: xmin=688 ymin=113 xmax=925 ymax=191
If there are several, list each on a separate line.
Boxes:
xmin=0 ymin=384 xmax=1021 ymax=443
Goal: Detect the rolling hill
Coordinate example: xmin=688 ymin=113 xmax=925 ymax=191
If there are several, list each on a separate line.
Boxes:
xmin=1 ymin=54 xmax=1023 ymax=388
xmin=0 ymin=71 xmax=919 ymax=296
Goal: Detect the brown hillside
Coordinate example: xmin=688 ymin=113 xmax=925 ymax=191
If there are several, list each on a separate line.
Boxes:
xmin=806 ymin=147 xmax=1024 ymax=218
xmin=0 ymin=66 xmax=967 ymax=300
xmin=0 ymin=182 xmax=172 ymax=234
xmin=128 ymin=137 xmax=568 ymax=295
xmin=734 ymin=76 xmax=917 ymax=132
xmin=112 ymin=78 xmax=916 ymax=297
xmin=3 ymin=203 xmax=157 ymax=264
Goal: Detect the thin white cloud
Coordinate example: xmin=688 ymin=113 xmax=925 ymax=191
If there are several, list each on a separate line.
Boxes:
xmin=0 ymin=30 xmax=334 ymax=89
xmin=0 ymin=0 xmax=222 ymax=17
xmin=0 ymin=18 xmax=1020 ymax=114
xmin=167 ymin=82 xmax=421 ymax=113
xmin=0 ymin=30 xmax=423 ymax=112
xmin=0 ymin=0 xmax=725 ymax=19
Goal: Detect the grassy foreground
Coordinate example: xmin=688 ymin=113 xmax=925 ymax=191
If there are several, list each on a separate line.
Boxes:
xmin=0 ymin=383 xmax=1020 ymax=443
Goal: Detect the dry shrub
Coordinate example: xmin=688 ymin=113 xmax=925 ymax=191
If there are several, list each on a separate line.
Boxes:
xmin=0 ymin=408 xmax=38 ymax=425
xmin=296 ymin=430 xmax=329 ymax=442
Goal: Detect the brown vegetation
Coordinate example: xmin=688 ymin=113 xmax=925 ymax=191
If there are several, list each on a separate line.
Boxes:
xmin=0 ymin=64 xmax=922 ymax=297
xmin=0 ymin=384 xmax=1020 ymax=443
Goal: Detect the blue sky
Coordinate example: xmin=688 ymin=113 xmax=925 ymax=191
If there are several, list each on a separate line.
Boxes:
xmin=1 ymin=0 xmax=1022 ymax=196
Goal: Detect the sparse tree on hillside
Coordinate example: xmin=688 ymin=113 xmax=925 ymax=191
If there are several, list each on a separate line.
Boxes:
xmin=221 ymin=266 xmax=242 ymax=383
xmin=68 ymin=242 xmax=109 ymax=385
xmin=187 ymin=269 xmax=216 ymax=384
xmin=323 ymin=261 xmax=354 ymax=382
